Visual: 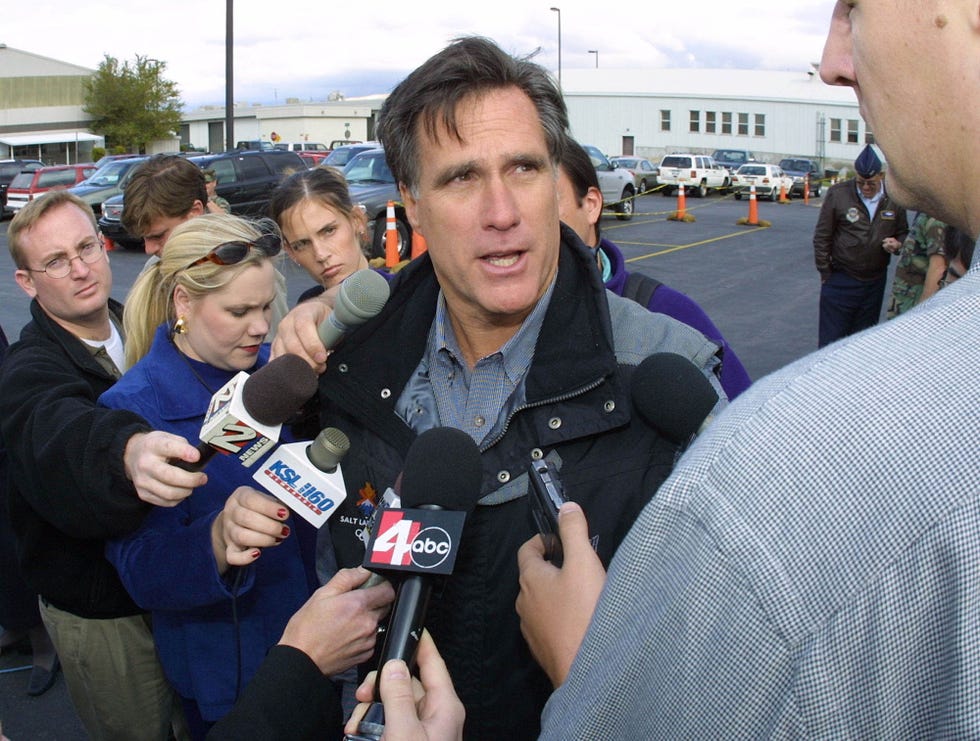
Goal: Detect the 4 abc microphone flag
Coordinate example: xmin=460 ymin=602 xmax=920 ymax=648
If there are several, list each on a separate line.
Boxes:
xmin=362 ymin=507 xmax=467 ymax=577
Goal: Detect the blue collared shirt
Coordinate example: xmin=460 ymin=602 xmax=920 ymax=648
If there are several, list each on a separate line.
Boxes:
xmin=395 ymin=277 xmax=556 ymax=446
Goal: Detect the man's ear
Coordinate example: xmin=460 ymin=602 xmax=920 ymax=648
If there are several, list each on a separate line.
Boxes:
xmin=583 ymin=186 xmax=604 ymax=235
xmin=188 ymin=200 xmax=207 ymax=218
xmin=14 ymin=269 xmax=37 ymax=299
xmin=399 ymin=183 xmax=423 ymax=236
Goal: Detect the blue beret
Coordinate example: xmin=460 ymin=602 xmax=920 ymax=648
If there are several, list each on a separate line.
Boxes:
xmin=854 ymin=145 xmax=882 ymax=178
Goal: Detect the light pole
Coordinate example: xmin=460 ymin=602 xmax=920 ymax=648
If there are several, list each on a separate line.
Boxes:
xmin=588 ymin=50 xmax=598 ymax=68
xmin=550 ymin=7 xmax=562 ymax=88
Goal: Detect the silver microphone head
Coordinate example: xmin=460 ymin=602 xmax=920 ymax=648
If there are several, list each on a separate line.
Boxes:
xmin=334 ymin=269 xmax=391 ymax=327
xmin=307 ymin=427 xmax=351 ymax=472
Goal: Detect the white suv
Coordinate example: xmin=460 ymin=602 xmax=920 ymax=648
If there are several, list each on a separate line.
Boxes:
xmin=583 ymin=145 xmax=636 ymax=220
xmin=657 ymin=154 xmax=731 ymax=198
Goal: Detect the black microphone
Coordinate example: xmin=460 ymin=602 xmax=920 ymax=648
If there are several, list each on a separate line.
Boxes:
xmin=173 ymin=353 xmax=318 ymax=471
xmin=630 ymin=352 xmax=719 ymax=447
xmin=317 ymin=269 xmax=390 ymax=349
xmin=346 ymin=427 xmax=482 ymax=741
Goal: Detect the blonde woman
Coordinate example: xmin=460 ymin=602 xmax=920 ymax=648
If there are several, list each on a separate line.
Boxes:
xmin=99 ymin=215 xmax=376 ymax=738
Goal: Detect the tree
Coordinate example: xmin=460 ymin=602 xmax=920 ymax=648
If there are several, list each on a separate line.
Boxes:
xmin=83 ymin=55 xmax=183 ymax=153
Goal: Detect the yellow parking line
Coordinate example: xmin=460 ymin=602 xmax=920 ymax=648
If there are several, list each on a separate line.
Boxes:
xmin=621 ymin=227 xmax=770 ymax=262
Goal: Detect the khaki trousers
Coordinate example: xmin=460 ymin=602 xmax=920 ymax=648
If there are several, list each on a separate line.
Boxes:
xmin=39 ymin=599 xmax=188 ymax=741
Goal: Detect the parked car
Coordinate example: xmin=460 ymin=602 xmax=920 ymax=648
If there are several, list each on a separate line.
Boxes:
xmin=275 ymin=142 xmax=329 ymax=152
xmin=323 ymin=142 xmax=381 ymax=171
xmin=236 ymin=140 xmax=276 ymax=151
xmin=342 ymin=147 xmax=413 ymax=260
xmin=1 ymin=158 xmax=46 ymax=216
xmin=657 ymin=154 xmax=730 ymax=197
xmin=98 ymin=150 xmax=305 ymax=250
xmin=4 ymin=163 xmax=97 ymax=213
xmin=297 ymin=151 xmax=330 ymax=167
xmin=68 ymin=155 xmax=150 ymax=214
xmin=731 ymin=163 xmax=794 ymax=202
xmin=610 ymin=156 xmax=658 ymax=194
xmin=778 ymin=157 xmax=823 ymax=198
xmin=582 ymin=145 xmax=635 ymax=220
xmin=330 ymin=139 xmax=362 ymax=150
xmin=711 ymin=149 xmax=759 ymax=176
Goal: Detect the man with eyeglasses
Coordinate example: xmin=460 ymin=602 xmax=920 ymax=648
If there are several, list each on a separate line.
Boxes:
xmin=814 ymin=144 xmax=908 ymax=347
xmin=0 ymin=190 xmax=205 ymax=739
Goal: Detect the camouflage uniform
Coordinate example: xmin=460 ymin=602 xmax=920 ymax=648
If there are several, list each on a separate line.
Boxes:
xmin=886 ymin=213 xmax=947 ymax=318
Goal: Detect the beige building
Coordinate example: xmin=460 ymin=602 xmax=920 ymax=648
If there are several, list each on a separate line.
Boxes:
xmin=0 ymin=44 xmax=103 ymax=163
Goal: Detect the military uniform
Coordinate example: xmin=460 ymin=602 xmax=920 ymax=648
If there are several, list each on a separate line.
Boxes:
xmin=887 ymin=213 xmax=947 ymax=317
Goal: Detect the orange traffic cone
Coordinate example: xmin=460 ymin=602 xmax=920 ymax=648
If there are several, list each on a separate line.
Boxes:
xmin=384 ymin=201 xmax=399 ymax=269
xmin=747 ymin=184 xmax=759 ymax=225
xmin=675 ymin=183 xmax=687 ymax=219
xmin=778 ymin=180 xmax=790 ymax=204
xmin=410 ymin=230 xmax=427 ymax=259
xmin=803 ymin=174 xmax=810 ymax=206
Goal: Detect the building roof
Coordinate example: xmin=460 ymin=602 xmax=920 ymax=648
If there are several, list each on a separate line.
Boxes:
xmin=561 ymin=67 xmax=859 ymax=106
xmin=0 ymin=44 xmax=94 ymax=77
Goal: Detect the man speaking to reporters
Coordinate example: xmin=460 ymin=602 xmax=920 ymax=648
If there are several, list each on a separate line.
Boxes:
xmin=274 ymin=35 xmax=725 ymax=739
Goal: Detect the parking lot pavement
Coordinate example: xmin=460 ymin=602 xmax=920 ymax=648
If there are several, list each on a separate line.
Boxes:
xmin=601 ymin=191 xmax=828 ymax=381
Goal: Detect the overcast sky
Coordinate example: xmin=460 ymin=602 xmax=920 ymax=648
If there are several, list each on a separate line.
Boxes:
xmin=5 ymin=0 xmax=837 ymax=108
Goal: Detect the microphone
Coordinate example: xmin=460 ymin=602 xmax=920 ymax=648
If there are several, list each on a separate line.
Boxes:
xmin=318 ymin=269 xmax=390 ymax=349
xmin=173 ymin=353 xmax=317 ymax=471
xmin=251 ymin=427 xmax=351 ymax=527
xmin=347 ymin=427 xmax=483 ymax=741
xmin=630 ymin=352 xmax=719 ymax=447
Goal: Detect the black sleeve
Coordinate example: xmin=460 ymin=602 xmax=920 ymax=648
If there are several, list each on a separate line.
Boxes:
xmin=0 ymin=342 xmax=151 ymax=539
xmin=208 ymin=645 xmax=344 ymax=741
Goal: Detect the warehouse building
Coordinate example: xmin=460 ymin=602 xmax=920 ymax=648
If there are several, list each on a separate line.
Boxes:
xmin=561 ymin=66 xmax=865 ymax=173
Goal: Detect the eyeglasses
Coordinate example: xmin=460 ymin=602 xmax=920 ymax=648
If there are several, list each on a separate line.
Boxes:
xmin=186 ymin=233 xmax=282 ymax=269
xmin=856 ymin=177 xmax=881 ymax=188
xmin=26 ymin=238 xmax=105 ymax=279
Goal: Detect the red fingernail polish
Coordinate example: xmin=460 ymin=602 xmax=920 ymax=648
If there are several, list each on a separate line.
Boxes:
xmin=281 ymin=525 xmax=291 ymax=537
xmin=277 ymin=508 xmax=288 ymax=519
xmin=251 ymin=550 xmax=261 ymax=559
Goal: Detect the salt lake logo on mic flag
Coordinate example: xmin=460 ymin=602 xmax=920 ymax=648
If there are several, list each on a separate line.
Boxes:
xmin=363 ymin=509 xmax=466 ymax=576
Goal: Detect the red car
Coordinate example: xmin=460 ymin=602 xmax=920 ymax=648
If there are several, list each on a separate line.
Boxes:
xmin=5 ymin=163 xmax=97 ymax=213
xmin=297 ymin=151 xmax=330 ymax=167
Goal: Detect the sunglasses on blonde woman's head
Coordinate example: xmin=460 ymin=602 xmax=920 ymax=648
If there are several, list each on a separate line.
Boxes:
xmin=186 ymin=232 xmax=282 ymax=269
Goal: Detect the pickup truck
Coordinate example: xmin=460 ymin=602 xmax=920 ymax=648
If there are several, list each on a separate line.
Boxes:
xmin=657 ymin=154 xmax=731 ymax=197
xmin=778 ymin=158 xmax=823 ymax=198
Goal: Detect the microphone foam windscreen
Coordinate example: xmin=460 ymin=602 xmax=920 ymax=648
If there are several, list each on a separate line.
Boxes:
xmin=631 ymin=352 xmax=719 ymax=445
xmin=401 ymin=427 xmax=483 ymax=512
xmin=334 ymin=269 xmax=391 ymax=326
xmin=241 ymin=353 xmax=318 ymax=425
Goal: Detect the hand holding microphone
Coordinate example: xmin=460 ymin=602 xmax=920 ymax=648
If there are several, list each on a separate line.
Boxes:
xmin=346 ymin=427 xmax=482 ymax=741
xmin=211 ymin=485 xmax=294 ymax=572
xmin=271 ymin=269 xmax=390 ymax=373
xmin=516 ymin=501 xmax=607 ymax=688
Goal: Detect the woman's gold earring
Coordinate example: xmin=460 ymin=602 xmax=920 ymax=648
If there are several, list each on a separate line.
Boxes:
xmin=173 ymin=316 xmax=188 ymax=335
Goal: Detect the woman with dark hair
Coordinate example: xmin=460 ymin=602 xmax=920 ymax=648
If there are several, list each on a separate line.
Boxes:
xmin=269 ymin=167 xmax=371 ymax=303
